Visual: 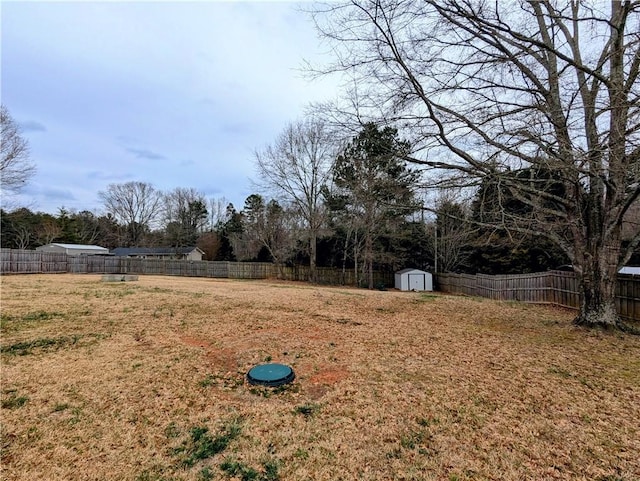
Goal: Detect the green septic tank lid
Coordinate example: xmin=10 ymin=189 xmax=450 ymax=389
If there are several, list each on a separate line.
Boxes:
xmin=247 ymin=363 xmax=295 ymax=387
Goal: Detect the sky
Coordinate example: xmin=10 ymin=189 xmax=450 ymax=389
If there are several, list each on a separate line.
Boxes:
xmin=1 ymin=0 xmax=339 ymax=215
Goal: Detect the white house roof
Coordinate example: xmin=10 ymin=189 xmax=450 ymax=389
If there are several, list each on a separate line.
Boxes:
xmin=50 ymin=243 xmax=108 ymax=250
xmin=619 ymin=266 xmax=640 ymax=275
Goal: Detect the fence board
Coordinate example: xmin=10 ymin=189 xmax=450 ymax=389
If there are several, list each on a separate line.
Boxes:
xmin=616 ymin=275 xmax=640 ymax=322
xmin=436 ymin=270 xmax=639 ymax=321
xmin=40 ymin=252 xmax=67 ymax=273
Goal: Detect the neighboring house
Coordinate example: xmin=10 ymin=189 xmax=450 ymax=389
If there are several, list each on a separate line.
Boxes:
xmin=111 ymin=247 xmax=204 ymax=261
xmin=35 ymin=243 xmax=110 ymax=256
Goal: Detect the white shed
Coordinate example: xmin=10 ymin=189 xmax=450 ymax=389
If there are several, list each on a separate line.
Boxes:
xmin=395 ymin=268 xmax=433 ymax=291
xmin=35 ymin=243 xmax=109 ymax=256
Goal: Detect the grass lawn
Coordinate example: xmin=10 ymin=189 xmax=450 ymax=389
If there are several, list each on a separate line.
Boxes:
xmin=1 ymin=274 xmax=639 ymax=481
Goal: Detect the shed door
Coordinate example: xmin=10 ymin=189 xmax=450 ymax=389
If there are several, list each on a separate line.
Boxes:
xmin=408 ymin=274 xmax=425 ymax=291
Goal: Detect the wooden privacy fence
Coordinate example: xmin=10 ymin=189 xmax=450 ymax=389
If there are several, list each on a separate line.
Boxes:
xmin=276 ymin=264 xmax=393 ymax=287
xmin=4 ymin=249 xmax=635 ymax=320
xmin=0 ymin=249 xmax=392 ymax=287
xmin=436 ymin=270 xmax=640 ymax=322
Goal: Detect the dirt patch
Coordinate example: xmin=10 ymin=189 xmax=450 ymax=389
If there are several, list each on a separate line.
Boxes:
xmin=179 ymin=335 xmax=238 ymax=373
xmin=309 ymin=366 xmax=349 ymax=385
xmin=205 ymin=347 xmax=238 ymax=373
xmin=306 ymin=366 xmax=350 ymax=400
xmin=180 ymin=335 xmax=211 ymax=349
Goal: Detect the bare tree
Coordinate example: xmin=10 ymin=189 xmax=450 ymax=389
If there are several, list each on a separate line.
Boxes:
xmin=239 ymin=194 xmax=298 ymax=270
xmin=70 ymin=210 xmax=105 ymax=245
xmin=98 ymin=181 xmax=163 ymax=246
xmin=260 ymin=200 xmax=301 ymax=272
xmin=207 ymin=196 xmax=229 ymax=231
xmin=14 ymin=224 xmax=32 ymax=250
xmin=254 ymin=117 xmax=336 ymax=282
xmin=37 ymin=218 xmax=62 ymax=246
xmin=431 ymin=195 xmax=474 ymax=273
xmin=1 ymin=105 xmax=36 ymax=199
xmin=162 ymin=187 xmax=208 ymax=246
xmin=312 ymin=1 xmax=640 ymax=330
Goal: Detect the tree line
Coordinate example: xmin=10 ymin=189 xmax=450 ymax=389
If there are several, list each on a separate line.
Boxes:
xmin=8 ymin=119 xmax=616 ymax=288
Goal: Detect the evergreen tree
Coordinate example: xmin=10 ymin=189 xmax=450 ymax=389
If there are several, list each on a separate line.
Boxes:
xmin=330 ymin=123 xmax=420 ymax=288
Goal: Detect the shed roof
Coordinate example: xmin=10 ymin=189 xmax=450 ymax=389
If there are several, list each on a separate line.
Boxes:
xmin=396 ymin=268 xmax=429 ymax=275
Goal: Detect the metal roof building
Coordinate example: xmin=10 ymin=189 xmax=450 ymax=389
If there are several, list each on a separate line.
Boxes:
xmin=35 ymin=243 xmax=110 ymax=256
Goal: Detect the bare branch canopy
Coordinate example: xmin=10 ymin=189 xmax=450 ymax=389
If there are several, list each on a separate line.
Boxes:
xmin=1 ymin=105 xmax=36 ymax=200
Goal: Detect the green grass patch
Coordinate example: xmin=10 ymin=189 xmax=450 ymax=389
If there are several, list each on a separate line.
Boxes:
xmin=2 ymin=391 xmax=29 ymax=409
xmin=1 ymin=310 xmax=68 ymax=334
xmin=172 ymin=418 xmax=243 ymax=467
xmin=199 ymin=375 xmax=215 ymax=388
xmin=220 ymin=459 xmax=259 ymax=480
xmin=1 ymin=333 xmax=106 ymax=356
xmin=548 ymin=365 xmax=573 ymax=378
xmin=416 ymin=416 xmax=439 ymax=427
xmin=293 ymin=403 xmax=320 ymax=418
xmin=198 ymin=466 xmax=215 ymax=480
xmin=164 ymin=422 xmax=181 ymax=439
xmin=0 ymin=313 xmax=16 ymax=333
xmin=266 ymin=283 xmax=314 ymax=290
xmin=21 ymin=310 xmax=65 ymax=321
xmin=220 ymin=458 xmax=280 ymax=481
xmin=52 ymin=403 xmax=70 ymax=413
xmin=134 ymin=466 xmax=170 ymax=481
xmin=401 ymin=430 xmax=435 ymax=456
xmin=418 ymin=294 xmax=438 ymax=302
xmin=198 ymin=373 xmax=243 ymax=390
xmin=293 ymin=448 xmax=309 ymax=459
xmin=400 ymin=430 xmax=425 ymax=450
xmin=1 ymin=336 xmax=78 ymax=355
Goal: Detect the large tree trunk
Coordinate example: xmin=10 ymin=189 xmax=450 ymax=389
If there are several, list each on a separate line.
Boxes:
xmin=575 ymin=267 xmax=619 ymax=328
xmin=574 ymin=236 xmax=622 ymax=329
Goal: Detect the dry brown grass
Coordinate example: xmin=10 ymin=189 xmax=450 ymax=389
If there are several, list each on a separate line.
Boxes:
xmin=1 ymin=274 xmax=638 ymax=481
